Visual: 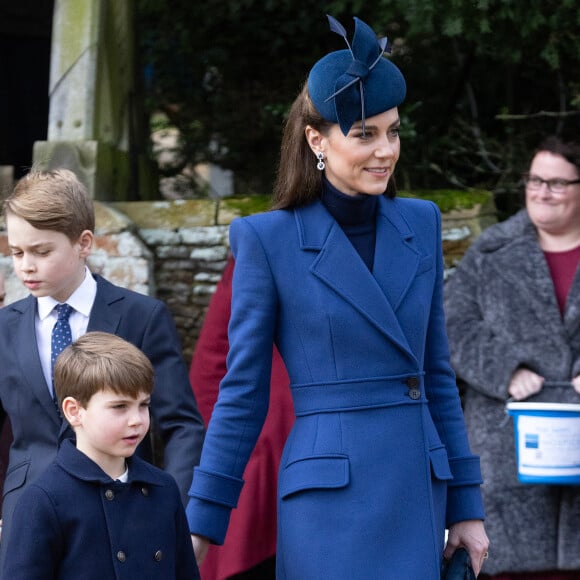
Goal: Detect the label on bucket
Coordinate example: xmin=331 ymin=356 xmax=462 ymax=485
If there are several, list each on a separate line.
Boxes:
xmin=515 ymin=414 xmax=580 ymax=477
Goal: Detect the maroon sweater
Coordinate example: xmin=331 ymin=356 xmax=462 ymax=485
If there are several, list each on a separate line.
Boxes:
xmin=544 ymin=245 xmax=580 ymax=315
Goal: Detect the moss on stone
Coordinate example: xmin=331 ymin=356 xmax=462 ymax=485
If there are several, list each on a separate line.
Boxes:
xmin=399 ymin=189 xmax=493 ymax=213
xmin=221 ymin=190 xmax=493 ymax=216
xmin=221 ymin=196 xmax=272 ymax=216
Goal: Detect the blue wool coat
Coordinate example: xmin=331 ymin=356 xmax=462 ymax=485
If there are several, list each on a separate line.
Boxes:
xmin=187 ymin=197 xmax=485 ymax=579
xmin=2 ymin=439 xmax=199 ymax=580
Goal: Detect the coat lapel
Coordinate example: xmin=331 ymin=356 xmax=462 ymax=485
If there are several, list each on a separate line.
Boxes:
xmin=372 ymin=198 xmax=423 ymax=312
xmin=484 ymin=224 xmax=562 ymax=331
xmin=11 ymin=296 xmax=61 ymax=427
xmin=296 ymin=200 xmax=416 ymax=363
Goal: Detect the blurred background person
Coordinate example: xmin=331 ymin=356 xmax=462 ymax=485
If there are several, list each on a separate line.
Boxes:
xmin=444 ymin=136 xmax=580 ymax=579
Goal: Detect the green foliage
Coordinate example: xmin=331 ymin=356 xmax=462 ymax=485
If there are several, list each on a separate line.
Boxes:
xmin=137 ymin=0 xmax=335 ymax=195
xmin=136 ymin=0 xmax=580 ymax=216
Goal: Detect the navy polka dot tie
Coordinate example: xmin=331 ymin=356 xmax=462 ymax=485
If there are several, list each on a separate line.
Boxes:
xmin=51 ymin=304 xmax=73 ymax=404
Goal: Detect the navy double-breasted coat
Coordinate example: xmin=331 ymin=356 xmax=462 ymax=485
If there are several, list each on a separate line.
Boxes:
xmin=187 ymin=196 xmax=484 ymax=579
xmin=2 ymin=439 xmax=199 ymax=579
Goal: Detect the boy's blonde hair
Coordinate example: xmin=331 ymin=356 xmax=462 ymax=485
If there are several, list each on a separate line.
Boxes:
xmin=54 ymin=332 xmax=154 ymax=408
xmin=2 ymin=169 xmax=95 ymax=240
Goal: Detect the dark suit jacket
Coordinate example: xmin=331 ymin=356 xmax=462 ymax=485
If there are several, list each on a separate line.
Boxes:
xmin=0 ymin=274 xmax=204 ymax=569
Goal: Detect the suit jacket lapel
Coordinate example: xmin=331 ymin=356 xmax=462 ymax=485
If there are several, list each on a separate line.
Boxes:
xmin=296 ymin=200 xmax=416 ymax=363
xmin=86 ymin=275 xmax=122 ymax=333
xmin=11 ymin=296 xmax=61 ymax=427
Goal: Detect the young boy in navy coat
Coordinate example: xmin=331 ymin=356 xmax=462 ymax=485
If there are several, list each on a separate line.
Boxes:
xmin=2 ymin=332 xmax=200 ymax=579
xmin=0 ymin=169 xmax=204 ymax=567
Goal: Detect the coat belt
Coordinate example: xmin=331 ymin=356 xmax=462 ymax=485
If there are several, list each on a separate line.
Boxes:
xmin=291 ymin=374 xmax=425 ymax=416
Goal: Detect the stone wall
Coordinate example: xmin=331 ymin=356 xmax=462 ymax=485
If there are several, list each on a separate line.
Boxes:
xmin=0 ymin=195 xmax=497 ymax=367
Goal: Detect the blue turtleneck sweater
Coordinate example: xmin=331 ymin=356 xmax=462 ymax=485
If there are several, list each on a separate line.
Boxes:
xmin=321 ymin=178 xmax=378 ymax=271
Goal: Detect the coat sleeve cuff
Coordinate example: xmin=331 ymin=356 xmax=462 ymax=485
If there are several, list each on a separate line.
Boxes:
xmin=188 ymin=467 xmax=244 ymax=507
xmin=445 ymin=455 xmax=485 ymax=525
xmin=186 ymin=468 xmax=245 ymax=544
xmin=186 ymin=495 xmax=233 ymax=544
xmin=446 ymin=484 xmax=486 ymax=526
xmin=447 ymin=455 xmax=483 ymax=486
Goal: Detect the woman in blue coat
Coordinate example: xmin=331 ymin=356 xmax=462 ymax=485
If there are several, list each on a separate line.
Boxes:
xmin=187 ymin=15 xmax=489 ymax=579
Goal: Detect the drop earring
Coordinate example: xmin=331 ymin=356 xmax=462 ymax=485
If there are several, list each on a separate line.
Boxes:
xmin=316 ymin=151 xmax=325 ymax=171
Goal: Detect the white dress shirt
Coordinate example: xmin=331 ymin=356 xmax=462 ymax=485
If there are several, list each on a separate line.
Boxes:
xmin=36 ymin=268 xmax=97 ymax=393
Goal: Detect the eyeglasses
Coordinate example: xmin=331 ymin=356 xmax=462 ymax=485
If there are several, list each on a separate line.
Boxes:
xmin=523 ymin=174 xmax=580 ymax=194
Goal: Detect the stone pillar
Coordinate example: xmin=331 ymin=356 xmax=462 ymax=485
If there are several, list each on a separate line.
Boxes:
xmin=32 ymin=0 xmax=155 ymax=201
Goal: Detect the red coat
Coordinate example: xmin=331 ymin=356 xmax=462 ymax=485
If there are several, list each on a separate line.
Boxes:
xmin=189 ymin=257 xmax=294 ymax=579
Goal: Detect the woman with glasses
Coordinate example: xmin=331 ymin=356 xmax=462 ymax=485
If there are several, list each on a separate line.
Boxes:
xmin=444 ymin=136 xmax=580 ymax=580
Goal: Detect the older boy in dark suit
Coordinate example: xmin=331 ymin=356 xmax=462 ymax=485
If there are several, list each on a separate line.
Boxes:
xmin=0 ymin=169 xmax=204 ymax=568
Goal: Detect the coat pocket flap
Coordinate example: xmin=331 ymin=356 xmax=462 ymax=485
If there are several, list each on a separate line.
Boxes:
xmin=280 ymin=455 xmax=349 ymax=499
xmin=429 ymin=446 xmax=453 ymax=481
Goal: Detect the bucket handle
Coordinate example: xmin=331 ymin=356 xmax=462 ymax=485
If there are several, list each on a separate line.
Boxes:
xmin=501 ymin=381 xmax=575 ymax=426
xmin=542 ymin=380 xmax=574 ymax=389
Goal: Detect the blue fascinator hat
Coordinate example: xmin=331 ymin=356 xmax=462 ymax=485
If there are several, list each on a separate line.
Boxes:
xmin=308 ymin=15 xmax=406 ymax=136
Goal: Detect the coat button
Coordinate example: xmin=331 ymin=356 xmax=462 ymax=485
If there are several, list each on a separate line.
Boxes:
xmin=154 ymin=550 xmax=163 ymax=561
xmin=141 ymin=486 xmax=149 ymax=496
xmin=408 ymin=389 xmax=421 ymax=400
xmin=105 ymin=489 xmax=115 ymax=501
xmin=117 ymin=551 xmax=126 ymax=563
xmin=406 ymin=376 xmax=419 ymax=388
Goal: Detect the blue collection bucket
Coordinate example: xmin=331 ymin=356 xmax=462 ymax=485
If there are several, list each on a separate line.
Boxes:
xmin=506 ymin=402 xmax=580 ymax=484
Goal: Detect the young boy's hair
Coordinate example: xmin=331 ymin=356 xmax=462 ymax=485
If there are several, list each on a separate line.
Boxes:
xmin=54 ymin=332 xmax=154 ymax=408
xmin=2 ymin=168 xmax=95 ymax=240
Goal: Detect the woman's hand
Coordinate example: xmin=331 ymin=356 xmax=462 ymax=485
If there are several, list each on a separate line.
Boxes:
xmin=191 ymin=534 xmax=210 ymax=567
xmin=508 ymin=368 xmax=544 ymax=400
xmin=443 ymin=519 xmax=489 ymax=576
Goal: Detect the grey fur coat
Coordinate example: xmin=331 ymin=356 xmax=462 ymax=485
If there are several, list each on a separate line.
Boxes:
xmin=444 ymin=209 xmax=580 ymax=575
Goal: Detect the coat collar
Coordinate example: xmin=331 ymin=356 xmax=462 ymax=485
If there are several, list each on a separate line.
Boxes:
xmin=57 ymin=438 xmax=164 ymax=486
xmin=295 ymin=197 xmax=420 ymax=363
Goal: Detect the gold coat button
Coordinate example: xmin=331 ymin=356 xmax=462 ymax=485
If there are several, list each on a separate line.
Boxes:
xmin=117 ymin=551 xmax=126 ymax=562
xmin=105 ymin=489 xmax=115 ymax=501
xmin=154 ymin=550 xmax=163 ymax=561
xmin=141 ymin=486 xmax=149 ymax=496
